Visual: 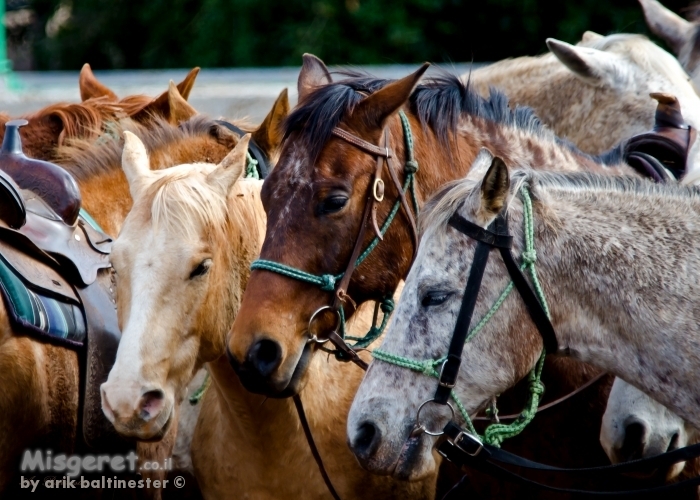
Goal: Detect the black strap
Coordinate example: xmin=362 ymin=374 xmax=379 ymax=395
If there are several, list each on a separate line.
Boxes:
xmin=434 ymin=227 xmax=493 ymax=404
xmin=214 ymin=120 xmax=270 ymax=179
xmin=448 ymin=214 xmax=513 ymax=248
xmin=439 ymin=439 xmax=700 ymax=497
xmin=498 ymin=246 xmax=558 ymax=353
xmin=292 ymin=394 xmax=341 ymax=500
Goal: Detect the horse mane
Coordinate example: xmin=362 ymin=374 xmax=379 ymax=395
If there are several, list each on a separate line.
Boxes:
xmin=283 ymin=69 xmax=595 ymax=165
xmin=54 ymin=115 xmax=236 ymax=182
xmin=419 ymin=168 xmax=700 ymax=235
xmin=20 ymin=98 xmax=125 ymax=142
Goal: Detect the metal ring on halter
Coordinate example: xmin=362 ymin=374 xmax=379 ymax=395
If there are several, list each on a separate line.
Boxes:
xmin=415 ymin=399 xmax=456 ymax=436
xmin=373 ymin=178 xmax=385 ymax=202
xmin=306 ymin=305 xmax=340 ymax=344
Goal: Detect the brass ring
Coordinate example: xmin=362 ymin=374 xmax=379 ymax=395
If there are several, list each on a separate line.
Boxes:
xmin=415 ymin=399 xmax=455 ymax=436
xmin=306 ymin=306 xmax=340 ymax=344
xmin=373 ymin=178 xmax=385 ymax=202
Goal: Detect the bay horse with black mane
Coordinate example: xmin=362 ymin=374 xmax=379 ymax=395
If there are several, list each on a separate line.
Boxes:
xmin=225 ymin=55 xmax=680 ymax=497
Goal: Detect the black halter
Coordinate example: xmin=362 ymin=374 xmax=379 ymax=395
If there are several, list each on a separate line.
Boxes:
xmin=435 ymin=211 xmax=700 ymax=497
xmin=215 ymin=120 xmax=271 ymax=178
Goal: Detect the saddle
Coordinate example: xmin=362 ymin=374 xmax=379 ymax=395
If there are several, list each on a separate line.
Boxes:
xmin=624 ymin=93 xmax=696 ymax=183
xmin=0 ymin=120 xmax=130 ymax=452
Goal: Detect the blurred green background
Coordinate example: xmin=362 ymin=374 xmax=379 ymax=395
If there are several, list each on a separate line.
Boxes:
xmin=6 ymin=0 xmax=695 ymax=70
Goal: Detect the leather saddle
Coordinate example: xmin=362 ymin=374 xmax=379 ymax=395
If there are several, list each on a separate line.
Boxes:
xmin=0 ymin=120 xmax=130 ymax=452
xmin=624 ymin=93 xmax=696 ymax=183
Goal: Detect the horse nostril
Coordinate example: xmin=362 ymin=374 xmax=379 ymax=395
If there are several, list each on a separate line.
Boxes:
xmin=139 ymin=389 xmax=165 ymax=421
xmin=620 ymin=420 xmax=648 ymax=460
xmin=353 ymin=421 xmax=380 ymax=457
xmin=247 ymin=339 xmax=282 ymax=378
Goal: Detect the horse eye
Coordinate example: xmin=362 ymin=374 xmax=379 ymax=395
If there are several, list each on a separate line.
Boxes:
xmin=421 ymin=291 xmax=453 ymax=307
xmin=319 ymin=195 xmax=348 ymax=215
xmin=189 ymin=258 xmax=212 ymax=279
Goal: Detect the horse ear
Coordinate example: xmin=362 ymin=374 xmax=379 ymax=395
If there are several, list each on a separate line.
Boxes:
xmin=251 ymin=88 xmax=289 ymax=161
xmin=580 ymin=31 xmax=604 ymax=44
xmin=639 ymin=0 xmax=693 ymax=54
xmin=131 ymin=81 xmax=198 ymax=125
xmin=79 ymin=63 xmax=118 ymax=102
xmin=166 ymin=80 xmax=198 ymax=124
xmin=176 ymin=67 xmax=200 ymax=101
xmin=546 ymin=38 xmax=620 ymax=84
xmin=121 ymin=131 xmax=153 ymax=200
xmin=298 ymin=54 xmax=332 ymax=103
xmin=207 ymin=134 xmax=250 ymax=195
xmin=479 ymin=157 xmax=510 ymax=220
xmin=350 ymin=62 xmax=430 ymax=132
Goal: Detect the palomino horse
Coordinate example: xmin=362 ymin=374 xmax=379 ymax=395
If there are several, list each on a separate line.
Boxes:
xmin=470 ymin=33 xmax=700 ymax=179
xmin=225 ymin=56 xmax=673 ymax=497
xmin=0 ymin=66 xmax=200 ymax=163
xmin=0 ymin=92 xmax=288 ymax=496
xmin=101 ymin=132 xmax=431 ymax=499
xmin=638 ymin=0 xmax=700 ymax=91
xmin=348 ymin=160 xmax=700 ymax=487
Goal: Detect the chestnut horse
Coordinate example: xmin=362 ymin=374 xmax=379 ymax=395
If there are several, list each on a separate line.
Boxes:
xmin=226 ymin=56 xmax=653 ymax=497
xmin=0 ymin=65 xmax=200 ymax=163
xmin=0 ymin=90 xmax=288 ymax=497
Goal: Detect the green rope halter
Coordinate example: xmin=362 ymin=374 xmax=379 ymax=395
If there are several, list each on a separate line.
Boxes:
xmin=250 ymin=110 xmax=419 ymax=355
xmin=372 ymin=186 xmax=549 ymax=447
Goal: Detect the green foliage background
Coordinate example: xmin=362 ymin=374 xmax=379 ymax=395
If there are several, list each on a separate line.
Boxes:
xmin=29 ymin=0 xmax=694 ymax=69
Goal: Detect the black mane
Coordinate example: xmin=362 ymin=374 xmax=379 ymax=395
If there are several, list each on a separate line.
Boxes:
xmin=283 ymin=68 xmax=624 ymax=167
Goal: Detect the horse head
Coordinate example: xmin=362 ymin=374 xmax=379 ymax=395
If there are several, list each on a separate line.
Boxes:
xmin=99 ymin=92 xmax=287 ymax=440
xmin=227 ymin=55 xmax=432 ymax=398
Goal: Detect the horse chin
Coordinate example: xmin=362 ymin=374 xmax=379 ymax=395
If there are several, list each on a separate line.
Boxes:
xmin=391 ymin=434 xmax=437 ymax=482
xmin=136 ymin=408 xmax=174 ymax=442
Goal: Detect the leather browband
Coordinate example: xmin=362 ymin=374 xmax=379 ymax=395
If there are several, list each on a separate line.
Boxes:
xmin=332 ymin=128 xmax=393 ymax=158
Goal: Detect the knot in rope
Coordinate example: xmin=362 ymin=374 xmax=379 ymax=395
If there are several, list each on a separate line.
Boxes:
xmin=529 ymin=379 xmax=545 ymax=397
xmin=380 ymin=298 xmax=395 ymax=314
xmin=521 ymin=250 xmax=537 ymax=265
xmin=319 ymin=274 xmax=337 ymax=292
xmin=405 ymin=160 xmax=419 ymax=174
xmin=245 ymin=151 xmax=260 ymax=180
xmin=418 ymin=359 xmax=441 ymax=377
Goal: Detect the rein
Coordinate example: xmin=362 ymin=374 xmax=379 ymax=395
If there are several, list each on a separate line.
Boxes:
xmin=374 ymin=187 xmax=700 ymax=496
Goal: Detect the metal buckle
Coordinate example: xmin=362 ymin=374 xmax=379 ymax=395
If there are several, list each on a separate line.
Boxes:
xmin=437 ymin=359 xmax=456 ymax=389
xmin=306 ymin=306 xmax=340 ymax=344
xmin=415 ymin=399 xmax=455 ymax=436
xmin=451 ymin=430 xmax=483 ymax=457
xmin=373 ymin=178 xmax=385 ymax=202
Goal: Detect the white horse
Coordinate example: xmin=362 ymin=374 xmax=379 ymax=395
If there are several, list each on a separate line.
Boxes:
xmin=470 ymin=32 xmax=700 ymax=183
xmin=348 ymin=156 xmax=700 ymax=480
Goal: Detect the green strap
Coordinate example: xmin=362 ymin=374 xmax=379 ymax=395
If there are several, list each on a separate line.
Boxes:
xmin=189 ymin=372 xmax=211 ymax=405
xmin=250 ymin=110 xmax=420 ymax=352
xmin=372 ymin=185 xmax=549 ymax=447
xmin=245 ymin=151 xmax=260 ymax=180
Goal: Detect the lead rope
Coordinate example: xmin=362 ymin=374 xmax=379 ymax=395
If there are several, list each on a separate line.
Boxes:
xmin=372 ymin=186 xmax=548 ymax=447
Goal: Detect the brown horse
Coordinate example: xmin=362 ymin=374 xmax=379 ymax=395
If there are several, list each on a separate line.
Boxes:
xmin=0 ymin=90 xmax=288 ymax=497
xmin=0 ymin=66 xmax=200 ymax=163
xmin=225 ymin=56 xmax=664 ymax=498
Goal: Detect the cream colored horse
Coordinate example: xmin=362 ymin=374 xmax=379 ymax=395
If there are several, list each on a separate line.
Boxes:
xmin=470 ymin=32 xmax=700 ymax=182
xmin=102 ymin=133 xmax=433 ymax=499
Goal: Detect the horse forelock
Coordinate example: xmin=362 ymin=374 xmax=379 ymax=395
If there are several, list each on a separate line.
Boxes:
xmin=281 ymin=68 xmax=563 ymax=178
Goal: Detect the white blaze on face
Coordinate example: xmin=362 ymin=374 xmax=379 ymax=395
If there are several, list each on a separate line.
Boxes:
xmin=100 ymin=131 xmax=250 ymax=439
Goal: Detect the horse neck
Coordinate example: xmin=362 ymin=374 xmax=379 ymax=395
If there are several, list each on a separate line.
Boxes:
xmin=518 ymin=184 xmax=700 ymax=426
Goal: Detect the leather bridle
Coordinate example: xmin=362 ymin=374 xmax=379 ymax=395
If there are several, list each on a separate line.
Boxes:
xmin=429 ymin=209 xmax=700 ymax=497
